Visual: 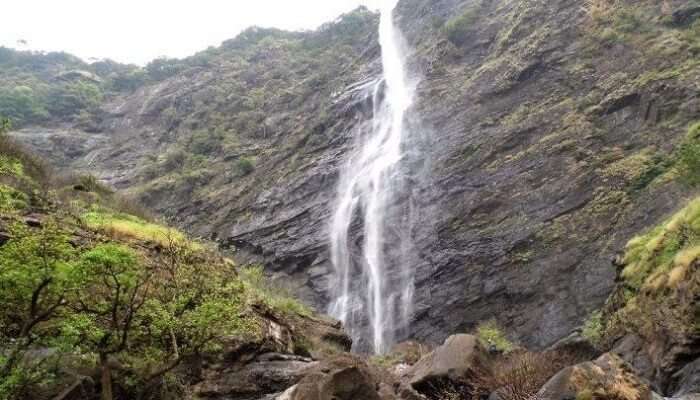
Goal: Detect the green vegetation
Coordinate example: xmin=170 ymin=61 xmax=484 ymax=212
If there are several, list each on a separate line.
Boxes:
xmin=677 ymin=122 xmax=700 ymax=187
xmin=121 ymin=7 xmax=377 ymax=195
xmin=476 ymin=320 xmax=514 ymax=353
xmin=81 ymin=207 xmax=190 ymax=247
xmin=620 ymin=198 xmax=700 ymax=290
xmin=236 ymin=157 xmax=255 ymax=175
xmin=599 ymin=196 xmax=700 ymax=349
xmin=239 ymin=265 xmax=310 ymax=316
xmin=581 ymin=311 xmax=603 ymax=346
xmin=0 ymin=124 xmax=308 ymax=400
xmin=443 ymin=6 xmax=479 ymax=45
xmin=0 ymin=48 xmax=111 ymax=127
xmin=584 ymin=0 xmax=700 ymax=64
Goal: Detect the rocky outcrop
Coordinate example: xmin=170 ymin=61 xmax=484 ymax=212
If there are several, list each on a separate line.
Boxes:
xmin=191 ymin=307 xmax=353 ymax=400
xmin=671 ymin=358 xmax=700 ymax=398
xmin=537 ymin=353 xmax=656 ymax=400
xmin=406 ymin=334 xmax=490 ymax=397
xmin=279 ymin=356 xmax=383 ymax=400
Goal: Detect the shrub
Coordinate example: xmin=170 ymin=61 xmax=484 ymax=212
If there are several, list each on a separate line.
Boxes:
xmin=0 ymin=130 xmax=48 ymax=184
xmin=584 ymin=0 xmax=619 ymax=22
xmin=81 ymin=207 xmax=191 ymax=247
xmin=476 ymin=349 xmax=590 ymax=400
xmin=236 ymin=157 xmax=255 ymax=175
xmin=239 ymin=265 xmax=310 ymax=316
xmin=444 ymin=8 xmax=479 ymax=45
xmin=46 ymin=81 xmax=103 ymax=118
xmin=621 ymin=197 xmax=700 ymax=290
xmin=677 ymin=122 xmax=700 ymax=187
xmin=188 ymin=129 xmax=222 ymax=155
xmin=599 ymin=196 xmax=700 ymax=349
xmin=582 ymin=311 xmax=603 ymax=346
xmin=0 ymin=184 xmax=28 ymax=211
xmin=476 ymin=320 xmax=514 ymax=353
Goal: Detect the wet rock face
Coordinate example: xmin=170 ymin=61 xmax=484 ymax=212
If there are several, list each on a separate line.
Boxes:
xmin=12 ymin=0 xmax=700 ymax=350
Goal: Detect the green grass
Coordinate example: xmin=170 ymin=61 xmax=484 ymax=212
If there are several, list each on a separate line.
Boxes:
xmin=677 ymin=122 xmax=700 ymax=187
xmin=476 ymin=320 xmax=514 ymax=353
xmin=238 ymin=265 xmax=311 ymax=317
xmin=582 ymin=311 xmax=603 ymax=346
xmin=81 ymin=207 xmax=191 ymax=247
xmin=0 ymin=155 xmax=24 ymax=177
xmin=443 ymin=6 xmax=479 ymax=46
xmin=0 ymin=184 xmax=28 ymax=212
xmin=622 ymin=197 xmax=700 ymax=291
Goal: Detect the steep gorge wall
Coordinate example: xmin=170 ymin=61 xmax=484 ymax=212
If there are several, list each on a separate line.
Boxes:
xmin=11 ymin=0 xmax=700 ymax=348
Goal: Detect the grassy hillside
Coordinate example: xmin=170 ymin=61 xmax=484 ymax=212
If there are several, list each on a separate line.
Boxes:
xmin=596 ymin=191 xmax=700 ymax=347
xmin=0 ymin=119 xmax=312 ymax=400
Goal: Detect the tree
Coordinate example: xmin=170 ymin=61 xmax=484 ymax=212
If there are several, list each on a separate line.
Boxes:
xmin=46 ymin=81 xmax=103 ymax=118
xmin=62 ymin=240 xmax=256 ymax=400
xmin=65 ymin=244 xmax=151 ymax=400
xmin=0 ymin=221 xmax=78 ymax=384
xmin=130 ymin=236 xmax=255 ymax=399
xmin=0 ymin=86 xmax=49 ymax=126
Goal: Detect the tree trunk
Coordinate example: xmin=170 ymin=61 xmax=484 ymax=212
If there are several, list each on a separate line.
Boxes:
xmin=100 ymin=353 xmax=113 ymax=400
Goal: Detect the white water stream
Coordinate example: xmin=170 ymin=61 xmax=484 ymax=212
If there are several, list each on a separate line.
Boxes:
xmin=328 ymin=0 xmax=415 ymax=354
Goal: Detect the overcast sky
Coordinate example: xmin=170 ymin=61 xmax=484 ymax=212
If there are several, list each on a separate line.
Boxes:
xmin=0 ymin=0 xmax=380 ymax=65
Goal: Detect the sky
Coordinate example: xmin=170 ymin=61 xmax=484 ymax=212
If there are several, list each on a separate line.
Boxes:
xmin=0 ymin=0 xmax=381 ymax=65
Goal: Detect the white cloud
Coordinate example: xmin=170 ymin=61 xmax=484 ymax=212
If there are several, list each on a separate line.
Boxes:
xmin=0 ymin=0 xmax=380 ymax=65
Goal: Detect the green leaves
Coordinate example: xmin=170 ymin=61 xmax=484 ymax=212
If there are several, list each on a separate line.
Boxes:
xmin=677 ymin=122 xmax=700 ymax=187
xmin=0 ymin=221 xmax=77 ymax=334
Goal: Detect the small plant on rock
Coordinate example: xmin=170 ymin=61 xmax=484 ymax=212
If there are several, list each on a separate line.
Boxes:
xmin=476 ymin=320 xmax=514 ymax=353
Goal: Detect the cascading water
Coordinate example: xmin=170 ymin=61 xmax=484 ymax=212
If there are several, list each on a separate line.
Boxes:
xmin=328 ymin=0 xmax=415 ymax=354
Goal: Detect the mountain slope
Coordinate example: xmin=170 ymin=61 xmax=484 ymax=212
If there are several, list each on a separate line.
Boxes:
xmin=7 ymin=0 xmax=700 ymax=351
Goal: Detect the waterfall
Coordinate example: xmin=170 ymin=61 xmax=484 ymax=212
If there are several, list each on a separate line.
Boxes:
xmin=328 ymin=0 xmax=415 ymax=354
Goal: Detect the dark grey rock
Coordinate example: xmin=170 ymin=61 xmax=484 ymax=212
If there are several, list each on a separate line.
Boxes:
xmin=671 ymin=358 xmax=700 ymax=397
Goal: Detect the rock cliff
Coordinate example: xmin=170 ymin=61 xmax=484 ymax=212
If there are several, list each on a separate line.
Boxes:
xmin=8 ymin=0 xmax=700 ymax=350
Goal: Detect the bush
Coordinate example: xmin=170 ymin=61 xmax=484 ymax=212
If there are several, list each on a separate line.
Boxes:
xmin=239 ymin=265 xmax=310 ymax=316
xmin=0 ymin=124 xmax=48 ymax=184
xmin=677 ymin=122 xmax=700 ymax=187
xmin=621 ymin=197 xmax=700 ymax=290
xmin=81 ymin=207 xmax=191 ymax=247
xmin=0 ymin=86 xmax=49 ymax=126
xmin=479 ymin=350 xmax=583 ymax=400
xmin=582 ymin=311 xmax=603 ymax=346
xmin=476 ymin=320 xmax=514 ymax=353
xmin=188 ymin=129 xmax=222 ymax=155
xmin=236 ymin=157 xmax=255 ymax=175
xmin=444 ymin=7 xmax=479 ymax=45
xmin=0 ymin=184 xmax=28 ymax=211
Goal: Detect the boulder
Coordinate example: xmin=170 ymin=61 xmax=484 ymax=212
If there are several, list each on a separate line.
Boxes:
xmin=287 ymin=355 xmax=382 ymax=400
xmin=194 ymin=352 xmax=316 ymax=398
xmin=192 ymin=305 xmax=351 ymax=399
xmin=24 ymin=215 xmax=42 ymax=227
xmin=405 ymin=334 xmax=491 ymax=398
xmin=0 ymin=230 xmax=10 ymax=245
xmin=537 ymin=353 xmax=656 ymax=400
xmin=670 ymin=357 xmax=700 ymax=397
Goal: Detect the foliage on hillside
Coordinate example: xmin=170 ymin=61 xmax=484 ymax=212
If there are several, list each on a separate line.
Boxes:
xmin=0 ymin=48 xmax=121 ymax=127
xmin=0 ymin=6 xmax=377 ymax=135
xmin=594 ymin=194 xmax=700 ymax=350
xmin=0 ymin=121 xmax=308 ymax=400
xmin=131 ymin=7 xmax=377 ymax=201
